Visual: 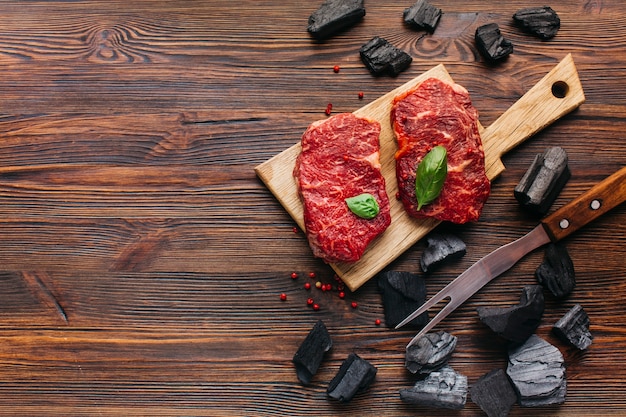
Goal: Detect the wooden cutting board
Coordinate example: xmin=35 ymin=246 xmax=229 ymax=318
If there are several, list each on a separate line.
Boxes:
xmin=255 ymin=54 xmax=585 ymax=291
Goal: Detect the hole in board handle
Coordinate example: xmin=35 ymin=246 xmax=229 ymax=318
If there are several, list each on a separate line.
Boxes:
xmin=551 ymin=81 xmax=569 ymax=99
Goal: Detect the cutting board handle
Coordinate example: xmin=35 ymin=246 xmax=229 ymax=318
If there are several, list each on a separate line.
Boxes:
xmin=483 ymin=54 xmax=585 ymax=179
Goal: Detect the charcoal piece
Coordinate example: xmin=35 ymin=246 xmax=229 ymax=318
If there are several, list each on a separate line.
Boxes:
xmin=535 ymin=242 xmax=576 ymax=298
xmin=553 ymin=304 xmax=593 ymax=350
xmin=475 ymin=23 xmax=513 ymax=62
xmin=507 ymin=335 xmax=566 ymax=407
xmin=399 ymin=366 xmax=467 ymax=409
xmin=327 ymin=353 xmax=377 ymax=402
xmin=292 ymin=320 xmax=333 ymax=384
xmin=537 ymin=242 xmax=574 ymax=294
xmin=307 ymin=0 xmax=366 ymax=40
xmin=470 ymin=369 xmax=517 ymax=417
xmin=513 ymin=6 xmax=560 ymax=40
xmin=377 ymin=271 xmax=427 ymax=328
xmin=359 ymin=36 xmax=412 ymax=77
xmin=403 ymin=0 xmax=442 ymax=33
xmin=405 ymin=331 xmax=457 ymax=375
xmin=420 ymin=233 xmax=466 ymax=273
xmin=514 ymin=146 xmax=570 ymax=216
xmin=477 ymin=285 xmax=544 ymax=344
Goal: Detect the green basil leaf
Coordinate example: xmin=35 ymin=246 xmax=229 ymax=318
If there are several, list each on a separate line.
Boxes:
xmin=345 ymin=193 xmax=380 ymax=219
xmin=415 ymin=145 xmax=448 ymax=211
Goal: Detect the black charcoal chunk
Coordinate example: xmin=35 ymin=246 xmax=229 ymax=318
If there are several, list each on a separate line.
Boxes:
xmin=475 ymin=23 xmax=513 ymax=62
xmin=513 ymin=6 xmax=560 ymax=40
xmin=553 ymin=304 xmax=593 ymax=350
xmin=292 ymin=320 xmax=333 ymax=385
xmin=405 ymin=331 xmax=457 ymax=375
xmin=307 ymin=0 xmax=366 ymax=40
xmin=477 ymin=285 xmax=544 ymax=344
xmin=400 ymin=366 xmax=467 ymax=409
xmin=359 ymin=36 xmax=413 ymax=77
xmin=403 ymin=0 xmax=442 ymax=33
xmin=470 ymin=369 xmax=518 ymax=417
xmin=506 ymin=335 xmax=566 ymax=407
xmin=377 ymin=271 xmax=428 ymax=328
xmin=514 ymin=146 xmax=570 ymax=216
xmin=327 ymin=353 xmax=377 ymax=402
xmin=536 ymin=242 xmax=576 ymax=299
xmin=420 ymin=233 xmax=466 ymax=273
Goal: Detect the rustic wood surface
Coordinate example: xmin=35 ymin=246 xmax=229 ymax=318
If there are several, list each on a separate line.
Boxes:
xmin=0 ymin=1 xmax=624 ymax=415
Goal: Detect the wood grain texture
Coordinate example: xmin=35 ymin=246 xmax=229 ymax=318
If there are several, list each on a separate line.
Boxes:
xmin=0 ymin=1 xmax=624 ymax=415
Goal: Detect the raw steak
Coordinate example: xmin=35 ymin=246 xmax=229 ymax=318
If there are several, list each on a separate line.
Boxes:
xmin=294 ymin=113 xmax=391 ymax=263
xmin=391 ymin=77 xmax=490 ymax=223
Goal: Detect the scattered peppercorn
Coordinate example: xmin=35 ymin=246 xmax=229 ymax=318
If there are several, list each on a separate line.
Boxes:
xmin=280 ymin=293 xmax=287 ymax=301
xmin=309 ymin=272 xmax=316 ymax=279
xmin=339 ymin=291 xmax=346 ymax=299
xmin=313 ymin=303 xmax=320 ymax=311
xmin=358 ymin=91 xmax=364 ymax=99
xmin=375 ymin=319 xmax=381 ymax=326
xmin=291 ymin=272 xmax=298 ymax=279
xmin=292 ymin=227 xmax=298 ymax=233
xmin=333 ymin=65 xmax=340 ymax=73
xmin=351 ymin=301 xmax=358 ymax=309
xmin=325 ymin=103 xmax=333 ymax=115
xmin=307 ymin=297 xmax=314 ymax=306
xmin=315 ymin=281 xmax=322 ymax=289
xmin=304 ymin=282 xmax=311 ymax=290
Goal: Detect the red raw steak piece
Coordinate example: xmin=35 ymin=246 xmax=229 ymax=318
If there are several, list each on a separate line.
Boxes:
xmin=294 ymin=113 xmax=391 ymax=263
xmin=391 ymin=78 xmax=490 ymax=224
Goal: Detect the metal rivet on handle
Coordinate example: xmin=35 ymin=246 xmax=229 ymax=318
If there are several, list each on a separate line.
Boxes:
xmin=590 ymin=199 xmax=601 ymax=210
xmin=559 ymin=219 xmax=570 ymax=230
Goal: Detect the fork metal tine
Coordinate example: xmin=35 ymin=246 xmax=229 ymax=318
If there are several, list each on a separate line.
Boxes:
xmin=405 ymin=296 xmax=461 ymax=347
xmin=394 ymin=286 xmax=451 ymax=329
xmin=396 ymin=225 xmax=551 ymax=348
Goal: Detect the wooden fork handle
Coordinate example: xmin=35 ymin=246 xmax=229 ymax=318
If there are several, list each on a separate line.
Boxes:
xmin=542 ymin=166 xmax=626 ymax=241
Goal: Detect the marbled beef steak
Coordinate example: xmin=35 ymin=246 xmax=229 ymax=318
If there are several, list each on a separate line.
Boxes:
xmin=294 ymin=113 xmax=391 ymax=263
xmin=391 ymin=78 xmax=490 ymax=223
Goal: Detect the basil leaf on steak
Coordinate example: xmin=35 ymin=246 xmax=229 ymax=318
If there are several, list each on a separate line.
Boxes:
xmin=415 ymin=145 xmax=448 ymax=211
xmin=346 ymin=193 xmax=380 ymax=219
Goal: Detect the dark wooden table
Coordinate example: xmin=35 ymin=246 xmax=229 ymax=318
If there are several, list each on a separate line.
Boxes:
xmin=0 ymin=1 xmax=624 ymax=415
